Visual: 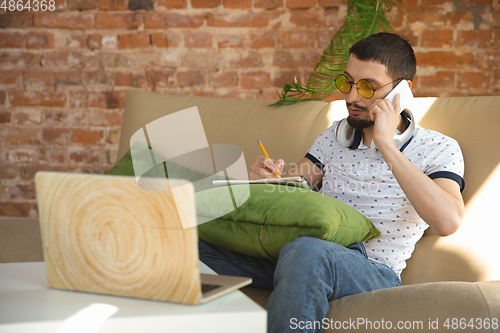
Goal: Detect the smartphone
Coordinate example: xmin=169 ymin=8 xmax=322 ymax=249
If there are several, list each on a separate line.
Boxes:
xmin=384 ymin=80 xmax=413 ymax=112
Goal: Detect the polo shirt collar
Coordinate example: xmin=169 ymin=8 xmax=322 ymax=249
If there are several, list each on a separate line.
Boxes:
xmin=349 ymin=110 xmax=412 ymax=151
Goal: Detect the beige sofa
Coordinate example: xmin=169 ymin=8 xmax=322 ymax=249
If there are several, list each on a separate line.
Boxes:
xmin=2 ymin=91 xmax=500 ymax=331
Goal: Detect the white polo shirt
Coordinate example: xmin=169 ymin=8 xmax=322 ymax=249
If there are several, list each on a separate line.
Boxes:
xmin=306 ymin=120 xmax=465 ymax=276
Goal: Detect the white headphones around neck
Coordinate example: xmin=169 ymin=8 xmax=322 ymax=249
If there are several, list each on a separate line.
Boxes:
xmin=334 ymin=109 xmax=416 ymax=158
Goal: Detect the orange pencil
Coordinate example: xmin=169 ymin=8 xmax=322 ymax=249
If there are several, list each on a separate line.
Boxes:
xmin=257 ymin=140 xmax=280 ymax=178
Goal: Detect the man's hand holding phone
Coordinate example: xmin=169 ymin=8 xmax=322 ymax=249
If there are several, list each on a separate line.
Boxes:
xmin=370 ymin=79 xmax=414 ymax=154
xmin=370 ymin=93 xmax=403 ymax=149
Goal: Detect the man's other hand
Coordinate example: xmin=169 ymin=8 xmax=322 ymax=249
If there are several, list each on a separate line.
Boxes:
xmin=249 ymin=156 xmax=284 ymax=180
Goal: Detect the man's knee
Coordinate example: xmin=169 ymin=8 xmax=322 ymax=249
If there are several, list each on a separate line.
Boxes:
xmin=277 ymin=237 xmax=339 ymax=272
xmin=277 ymin=237 xmax=366 ymax=276
xmin=279 ymin=236 xmax=344 ymax=259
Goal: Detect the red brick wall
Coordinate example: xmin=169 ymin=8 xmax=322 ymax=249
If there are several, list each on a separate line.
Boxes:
xmin=0 ymin=0 xmax=499 ymax=217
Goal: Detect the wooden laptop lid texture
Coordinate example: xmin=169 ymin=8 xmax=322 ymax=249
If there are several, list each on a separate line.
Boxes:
xmin=35 ymin=172 xmax=202 ymax=304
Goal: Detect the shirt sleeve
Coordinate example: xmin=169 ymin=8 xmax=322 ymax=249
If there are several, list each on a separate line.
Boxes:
xmin=305 ymin=122 xmax=339 ymax=172
xmin=423 ymin=134 xmax=465 ymax=192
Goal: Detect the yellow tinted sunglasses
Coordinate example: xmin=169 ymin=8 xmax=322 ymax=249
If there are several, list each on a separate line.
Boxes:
xmin=334 ymin=74 xmax=404 ymax=99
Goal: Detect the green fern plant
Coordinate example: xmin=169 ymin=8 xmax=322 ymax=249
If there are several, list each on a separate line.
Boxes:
xmin=274 ymin=0 xmax=396 ymax=106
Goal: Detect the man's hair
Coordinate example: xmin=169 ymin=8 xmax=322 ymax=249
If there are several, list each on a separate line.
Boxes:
xmin=349 ymin=33 xmax=417 ymax=81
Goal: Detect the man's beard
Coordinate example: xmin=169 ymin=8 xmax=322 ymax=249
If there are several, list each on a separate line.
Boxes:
xmin=346 ymin=102 xmax=374 ymax=129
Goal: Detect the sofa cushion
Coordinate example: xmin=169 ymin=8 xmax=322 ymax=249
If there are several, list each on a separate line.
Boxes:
xmin=196 ymin=184 xmax=381 ymax=261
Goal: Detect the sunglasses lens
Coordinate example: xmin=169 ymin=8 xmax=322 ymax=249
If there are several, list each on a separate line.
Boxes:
xmin=357 ymin=80 xmax=374 ymax=98
xmin=335 ymin=75 xmax=351 ymax=94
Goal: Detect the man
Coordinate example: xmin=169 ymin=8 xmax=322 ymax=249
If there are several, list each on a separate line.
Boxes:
xmin=199 ymin=33 xmax=465 ymax=332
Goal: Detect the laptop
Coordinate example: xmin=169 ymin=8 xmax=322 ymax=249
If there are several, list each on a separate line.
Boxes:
xmin=35 ymin=171 xmax=252 ymax=305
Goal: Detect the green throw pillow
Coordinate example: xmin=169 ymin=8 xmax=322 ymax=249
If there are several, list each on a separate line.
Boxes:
xmin=106 ymin=147 xmax=136 ymax=176
xmin=196 ymin=185 xmax=380 ymax=261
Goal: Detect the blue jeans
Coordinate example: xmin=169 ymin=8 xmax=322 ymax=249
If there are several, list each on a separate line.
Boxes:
xmin=199 ymin=236 xmax=401 ymax=333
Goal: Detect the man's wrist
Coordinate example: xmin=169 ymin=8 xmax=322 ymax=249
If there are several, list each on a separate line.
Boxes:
xmin=375 ymin=138 xmax=401 ymax=159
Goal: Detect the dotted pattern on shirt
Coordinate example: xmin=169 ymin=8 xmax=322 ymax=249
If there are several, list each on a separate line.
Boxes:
xmin=307 ymin=122 xmax=465 ymax=277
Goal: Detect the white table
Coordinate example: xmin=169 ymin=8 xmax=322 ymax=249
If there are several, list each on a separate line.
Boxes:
xmin=0 ymin=262 xmax=266 ymax=333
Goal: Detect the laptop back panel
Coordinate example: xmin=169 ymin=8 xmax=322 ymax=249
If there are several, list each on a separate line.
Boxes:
xmin=35 ymin=172 xmax=202 ymax=304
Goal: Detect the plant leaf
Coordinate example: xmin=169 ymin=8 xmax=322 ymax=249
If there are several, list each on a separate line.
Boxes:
xmin=273 ymin=0 xmax=397 ymax=107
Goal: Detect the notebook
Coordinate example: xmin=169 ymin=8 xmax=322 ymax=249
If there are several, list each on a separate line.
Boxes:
xmin=212 ymin=176 xmax=312 ymax=190
xmin=35 ymin=171 xmax=251 ymax=305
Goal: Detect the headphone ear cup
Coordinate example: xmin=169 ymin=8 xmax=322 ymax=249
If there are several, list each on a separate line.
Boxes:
xmin=335 ymin=119 xmax=355 ymax=148
xmin=395 ymin=109 xmax=416 ymax=148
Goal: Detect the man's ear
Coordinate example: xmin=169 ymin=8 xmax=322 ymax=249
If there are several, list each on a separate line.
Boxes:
xmin=407 ymin=80 xmax=413 ymax=89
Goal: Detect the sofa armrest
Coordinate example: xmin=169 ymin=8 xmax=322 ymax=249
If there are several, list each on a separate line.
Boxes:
xmin=324 ymin=280 xmax=500 ymax=332
xmin=0 ymin=218 xmax=44 ymax=263
xmin=242 ymin=281 xmax=500 ymax=332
